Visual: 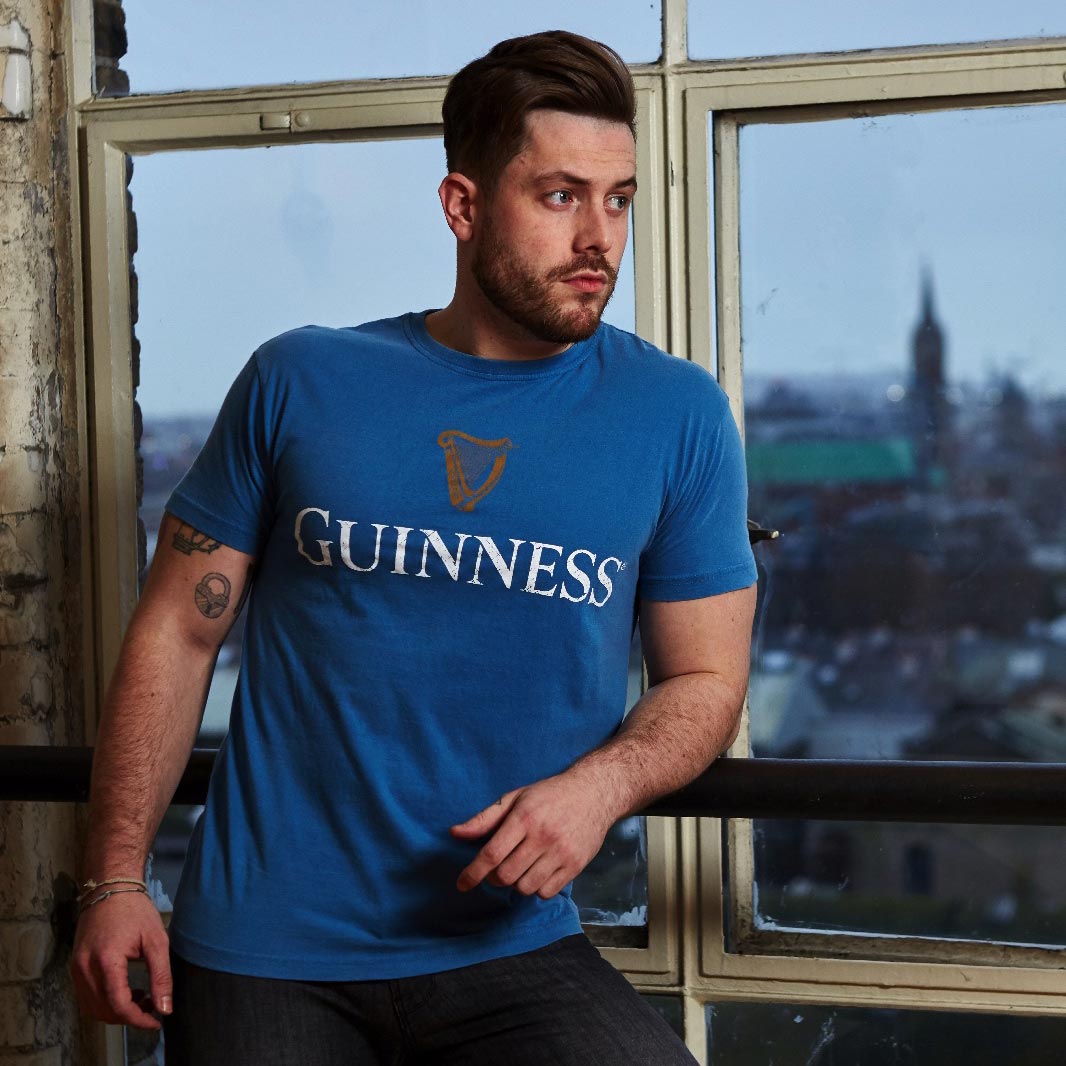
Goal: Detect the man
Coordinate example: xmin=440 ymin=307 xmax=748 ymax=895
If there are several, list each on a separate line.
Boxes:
xmin=70 ymin=30 xmax=757 ymax=1065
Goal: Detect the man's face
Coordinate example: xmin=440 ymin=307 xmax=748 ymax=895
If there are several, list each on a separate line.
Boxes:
xmin=470 ymin=110 xmax=637 ymax=345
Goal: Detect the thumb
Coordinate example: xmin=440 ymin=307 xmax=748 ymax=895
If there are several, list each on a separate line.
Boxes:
xmin=450 ymin=790 xmax=520 ymax=837
xmin=143 ymin=933 xmax=173 ymax=1016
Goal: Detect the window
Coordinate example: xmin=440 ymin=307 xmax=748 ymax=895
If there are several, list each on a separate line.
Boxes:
xmin=76 ymin=0 xmax=1066 ymax=1061
xmin=734 ymin=100 xmax=1066 ymax=957
xmin=687 ymin=0 xmax=1066 ymax=61
xmin=99 ymin=1 xmax=662 ymax=96
xmin=706 ymin=1000 xmax=1066 ymax=1063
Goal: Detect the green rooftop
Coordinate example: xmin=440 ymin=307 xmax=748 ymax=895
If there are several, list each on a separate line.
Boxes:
xmin=746 ymin=437 xmax=916 ymax=486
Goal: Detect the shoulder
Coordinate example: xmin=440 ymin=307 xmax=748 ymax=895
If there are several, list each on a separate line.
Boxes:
xmin=597 ymin=323 xmax=730 ymax=416
xmin=251 ymin=314 xmax=412 ymax=377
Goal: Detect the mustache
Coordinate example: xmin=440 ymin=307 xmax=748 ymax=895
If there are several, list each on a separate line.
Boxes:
xmin=548 ymin=256 xmax=618 ymax=284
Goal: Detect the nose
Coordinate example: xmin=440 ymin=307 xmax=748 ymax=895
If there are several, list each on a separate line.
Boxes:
xmin=573 ymin=203 xmax=613 ymax=256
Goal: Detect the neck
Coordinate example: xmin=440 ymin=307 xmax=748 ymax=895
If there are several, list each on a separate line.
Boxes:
xmin=424 ymin=276 xmax=572 ymax=363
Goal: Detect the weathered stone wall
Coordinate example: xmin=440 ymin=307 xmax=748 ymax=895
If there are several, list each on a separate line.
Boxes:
xmin=0 ymin=1 xmax=90 ymax=1063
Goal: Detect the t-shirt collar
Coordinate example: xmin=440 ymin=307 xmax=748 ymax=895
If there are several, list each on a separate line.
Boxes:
xmin=404 ymin=309 xmax=598 ymax=379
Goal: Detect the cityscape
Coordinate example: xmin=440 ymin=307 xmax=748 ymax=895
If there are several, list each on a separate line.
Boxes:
xmin=744 ymin=272 xmax=1066 ymax=945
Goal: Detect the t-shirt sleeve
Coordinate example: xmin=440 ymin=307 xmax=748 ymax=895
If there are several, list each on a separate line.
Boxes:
xmin=163 ymin=351 xmax=276 ymax=557
xmin=638 ymin=372 xmax=758 ymax=601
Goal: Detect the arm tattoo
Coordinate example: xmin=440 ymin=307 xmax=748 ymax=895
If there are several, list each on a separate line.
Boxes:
xmin=194 ymin=572 xmax=231 ymax=619
xmin=172 ymin=522 xmax=222 ymax=556
xmin=233 ymin=564 xmax=256 ymax=618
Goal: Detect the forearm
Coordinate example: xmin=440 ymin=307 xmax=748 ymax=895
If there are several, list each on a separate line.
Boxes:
xmin=83 ymin=611 xmax=218 ymax=877
xmin=565 ymin=671 xmax=745 ymax=824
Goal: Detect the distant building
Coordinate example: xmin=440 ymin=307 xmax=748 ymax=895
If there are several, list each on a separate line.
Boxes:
xmin=909 ymin=269 xmax=953 ymax=490
xmin=745 ymin=436 xmax=914 ymax=528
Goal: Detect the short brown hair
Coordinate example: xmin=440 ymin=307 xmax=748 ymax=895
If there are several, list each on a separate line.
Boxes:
xmin=442 ymin=30 xmax=636 ymax=194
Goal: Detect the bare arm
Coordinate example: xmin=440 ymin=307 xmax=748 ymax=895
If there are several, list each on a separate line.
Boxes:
xmin=85 ymin=511 xmax=255 ymax=873
xmin=450 ymin=582 xmax=757 ymax=898
xmin=71 ymin=511 xmax=256 ymax=1029
xmin=564 ymin=582 xmax=757 ymax=819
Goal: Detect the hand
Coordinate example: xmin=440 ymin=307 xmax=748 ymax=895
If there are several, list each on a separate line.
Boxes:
xmin=69 ymin=892 xmax=172 ymax=1031
xmin=450 ymin=769 xmax=616 ymax=900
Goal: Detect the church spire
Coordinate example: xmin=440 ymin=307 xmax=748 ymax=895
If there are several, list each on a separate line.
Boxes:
xmin=920 ymin=263 xmax=936 ymax=325
xmin=910 ymin=264 xmax=950 ymax=490
xmin=913 ymin=262 xmax=944 ymax=387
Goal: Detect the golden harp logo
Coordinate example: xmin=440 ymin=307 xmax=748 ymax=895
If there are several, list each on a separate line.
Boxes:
xmin=437 ymin=429 xmax=514 ymax=512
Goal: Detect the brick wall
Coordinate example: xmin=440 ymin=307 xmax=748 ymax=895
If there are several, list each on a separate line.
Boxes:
xmin=0 ymin=1 xmax=92 ymax=1062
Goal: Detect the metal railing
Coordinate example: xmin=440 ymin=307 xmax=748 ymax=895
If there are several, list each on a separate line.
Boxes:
xmin=4 ymin=745 xmax=1066 ymax=825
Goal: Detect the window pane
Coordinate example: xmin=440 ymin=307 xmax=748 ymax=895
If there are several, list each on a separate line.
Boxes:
xmin=129 ymin=137 xmax=638 ymax=923
xmin=574 ymin=628 xmax=650 ymax=939
xmin=98 ymin=2 xmax=660 ymax=96
xmin=707 ymin=1000 xmax=1066 ymax=1065
xmin=689 ymin=0 xmax=1066 ymax=60
xmin=734 ymin=102 xmax=1066 ymax=943
xmin=132 ymin=138 xmax=632 ymax=433
xmin=573 ymin=814 xmax=649 ymax=940
xmin=643 ymin=994 xmax=685 ymax=1042
xmin=751 ymin=819 xmax=1066 ymax=943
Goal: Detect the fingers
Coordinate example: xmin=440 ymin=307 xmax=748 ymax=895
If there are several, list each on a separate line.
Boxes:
xmin=466 ymin=835 xmax=573 ymax=900
xmin=456 ymin=810 xmax=579 ymax=897
xmin=504 ymin=833 xmax=578 ymax=898
xmin=514 ymin=854 xmax=566 ymax=898
xmin=450 ymin=789 xmax=519 ymax=838
xmin=143 ymin=927 xmax=174 ymax=1017
xmin=70 ymin=952 xmax=123 ymax=1027
xmin=68 ymin=897 xmax=170 ymax=1032
xmin=456 ymin=818 xmax=527 ymax=891
xmin=486 ymin=839 xmax=543 ymax=890
xmin=95 ymin=953 xmax=162 ymax=1030
xmin=453 ymin=777 xmax=608 ymax=898
xmin=534 ymin=867 xmax=575 ymax=900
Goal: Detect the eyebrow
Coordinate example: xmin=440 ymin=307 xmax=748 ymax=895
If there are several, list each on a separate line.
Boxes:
xmin=533 ymin=170 xmax=638 ymax=192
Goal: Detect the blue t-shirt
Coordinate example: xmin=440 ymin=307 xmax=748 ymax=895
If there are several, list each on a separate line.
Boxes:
xmin=165 ymin=310 xmax=757 ymax=979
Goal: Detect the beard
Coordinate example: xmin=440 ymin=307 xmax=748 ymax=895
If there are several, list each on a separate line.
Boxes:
xmin=471 ymin=215 xmax=618 ymax=345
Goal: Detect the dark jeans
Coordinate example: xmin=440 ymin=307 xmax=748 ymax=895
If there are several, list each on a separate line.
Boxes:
xmin=162 ymin=932 xmax=696 ymax=1065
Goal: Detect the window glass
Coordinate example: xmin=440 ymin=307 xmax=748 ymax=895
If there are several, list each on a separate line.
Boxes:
xmin=734 ymin=102 xmax=1066 ymax=942
xmin=128 ymin=137 xmax=640 ymax=929
xmin=100 ymin=2 xmax=661 ymax=96
xmin=573 ymin=812 xmax=649 ymax=940
xmin=643 ymin=994 xmax=685 ymax=1042
xmin=749 ymin=819 xmax=1066 ymax=943
xmin=573 ymin=628 xmax=650 ymax=939
xmin=706 ymin=1000 xmax=1066 ymax=1064
xmin=689 ymin=0 xmax=1066 ymax=60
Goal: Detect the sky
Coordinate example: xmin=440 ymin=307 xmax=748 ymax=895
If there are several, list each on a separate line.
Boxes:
xmin=737 ymin=102 xmax=1066 ymax=395
xmin=116 ymin=2 xmax=1066 ymax=418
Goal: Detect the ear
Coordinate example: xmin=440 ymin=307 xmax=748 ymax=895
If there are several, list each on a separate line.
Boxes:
xmin=438 ymin=172 xmax=481 ymax=243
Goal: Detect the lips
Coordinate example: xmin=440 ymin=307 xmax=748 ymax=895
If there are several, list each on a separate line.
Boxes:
xmin=563 ymin=274 xmax=607 ymax=293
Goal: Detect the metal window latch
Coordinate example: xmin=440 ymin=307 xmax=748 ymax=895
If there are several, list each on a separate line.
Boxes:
xmin=258 ymin=111 xmax=315 ymax=131
xmin=0 ymin=19 xmax=31 ymax=121
xmin=259 ymin=112 xmax=292 ymax=131
xmin=747 ymin=518 xmax=780 ymax=544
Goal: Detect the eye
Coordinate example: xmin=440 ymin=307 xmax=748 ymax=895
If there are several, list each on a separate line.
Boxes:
xmin=546 ymin=190 xmax=575 ymax=206
xmin=607 ymin=194 xmax=631 ymax=212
